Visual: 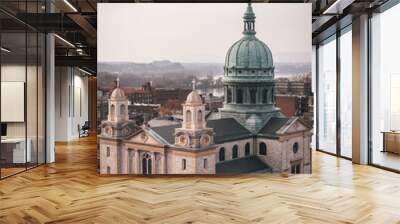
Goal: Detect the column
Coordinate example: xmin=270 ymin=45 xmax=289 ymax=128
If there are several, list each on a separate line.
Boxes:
xmin=163 ymin=150 xmax=168 ymax=174
xmin=135 ymin=149 xmax=140 ymax=174
xmin=232 ymin=86 xmax=237 ymax=104
xmin=121 ymin=147 xmax=128 ymax=174
xmin=151 ymin=152 xmax=156 ymax=174
xmin=46 ymin=18 xmax=55 ymax=163
xmin=224 ymin=86 xmax=228 ymax=103
xmin=352 ymin=14 xmax=369 ymax=164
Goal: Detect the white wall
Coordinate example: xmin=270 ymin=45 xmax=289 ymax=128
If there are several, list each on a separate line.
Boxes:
xmin=1 ymin=63 xmax=47 ymax=164
xmin=55 ymin=67 xmax=89 ymax=141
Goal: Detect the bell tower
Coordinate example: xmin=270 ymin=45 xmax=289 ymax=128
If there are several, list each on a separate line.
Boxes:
xmin=108 ymin=77 xmax=129 ymax=122
xmin=175 ymin=81 xmax=214 ymax=148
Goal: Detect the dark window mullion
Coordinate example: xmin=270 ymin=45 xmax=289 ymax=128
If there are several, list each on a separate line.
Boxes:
xmin=336 ymin=29 xmax=341 ymax=157
xmin=25 ymin=0 xmax=28 ymax=171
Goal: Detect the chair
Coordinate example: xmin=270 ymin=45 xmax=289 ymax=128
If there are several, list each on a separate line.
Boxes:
xmin=79 ymin=121 xmax=90 ymax=138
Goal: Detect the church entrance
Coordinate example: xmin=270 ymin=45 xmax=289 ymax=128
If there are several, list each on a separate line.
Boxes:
xmin=142 ymin=153 xmax=152 ymax=175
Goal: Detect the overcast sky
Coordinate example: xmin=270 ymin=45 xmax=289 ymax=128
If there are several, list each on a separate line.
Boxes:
xmin=98 ymin=3 xmax=311 ymax=63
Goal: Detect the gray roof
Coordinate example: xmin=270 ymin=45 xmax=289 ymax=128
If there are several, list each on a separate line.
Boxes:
xmin=216 ymin=155 xmax=271 ymax=175
xmin=207 ymin=118 xmax=253 ymax=144
xmin=149 ymin=118 xmax=253 ymax=145
xmin=258 ymin=117 xmax=291 ymax=137
xmin=149 ymin=124 xmax=180 ymax=145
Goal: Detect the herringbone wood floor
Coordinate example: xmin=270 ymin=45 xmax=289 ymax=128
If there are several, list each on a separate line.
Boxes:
xmin=1 ymin=136 xmax=400 ymax=224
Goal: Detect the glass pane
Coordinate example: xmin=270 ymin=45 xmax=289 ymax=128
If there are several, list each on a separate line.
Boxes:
xmin=371 ymin=4 xmax=400 ymax=171
xmin=1 ymin=32 xmax=27 ymax=177
xmin=27 ymin=31 xmax=38 ymax=169
xmin=318 ymin=37 xmax=337 ymax=154
xmin=340 ymin=29 xmax=352 ymax=158
xmin=38 ymin=33 xmax=46 ymax=165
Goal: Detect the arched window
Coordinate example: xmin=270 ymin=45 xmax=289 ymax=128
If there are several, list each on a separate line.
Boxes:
xmin=227 ymin=87 xmax=232 ymax=103
xmin=219 ymin=148 xmax=225 ymax=162
xmin=203 ymin=158 xmax=208 ymax=169
xmin=186 ymin=110 xmax=192 ymax=128
xmin=182 ymin=159 xmax=186 ymax=170
xmin=259 ymin=142 xmax=267 ymax=155
xmin=272 ymin=88 xmax=275 ymax=103
xmin=142 ymin=153 xmax=152 ymax=175
xmin=107 ymin=166 xmax=111 ymax=174
xmin=110 ymin=104 xmax=115 ymax=121
xmin=250 ymin=88 xmax=257 ymax=104
xmin=106 ymin=147 xmax=110 ymax=157
xmin=232 ymin=145 xmax=238 ymax=159
xmin=120 ymin=104 xmax=126 ymax=115
xmin=245 ymin=143 xmax=250 ymax=156
xmin=293 ymin=142 xmax=299 ymax=154
xmin=197 ymin=110 xmax=202 ymax=126
xmin=237 ymin=89 xmax=243 ymax=104
xmin=263 ymin=89 xmax=268 ymax=103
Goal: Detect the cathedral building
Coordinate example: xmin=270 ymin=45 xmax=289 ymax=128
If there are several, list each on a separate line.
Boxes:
xmin=98 ymin=3 xmax=312 ymax=175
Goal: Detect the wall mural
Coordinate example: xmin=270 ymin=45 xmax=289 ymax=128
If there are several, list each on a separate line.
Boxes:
xmin=97 ymin=3 xmax=313 ymax=175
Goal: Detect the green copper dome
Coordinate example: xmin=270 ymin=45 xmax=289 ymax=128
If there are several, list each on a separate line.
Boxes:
xmin=220 ymin=3 xmax=280 ymax=133
xmin=225 ymin=37 xmax=273 ymax=69
xmin=224 ymin=3 xmax=274 ymax=72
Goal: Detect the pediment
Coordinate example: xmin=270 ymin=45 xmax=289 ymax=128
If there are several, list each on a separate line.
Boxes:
xmin=126 ymin=130 xmax=164 ymax=146
xmin=277 ymin=118 xmax=309 ymax=135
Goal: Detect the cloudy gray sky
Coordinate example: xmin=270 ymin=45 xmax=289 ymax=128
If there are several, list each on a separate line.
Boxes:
xmin=98 ymin=3 xmax=311 ymax=63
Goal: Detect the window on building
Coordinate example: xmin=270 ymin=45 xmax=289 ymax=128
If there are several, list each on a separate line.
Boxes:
xmin=317 ymin=35 xmax=337 ymax=155
xmin=107 ymin=166 xmax=111 ymax=174
xmin=371 ymin=5 xmax=400 ymax=171
xmin=237 ymin=89 xmax=243 ymax=104
xmin=107 ymin=147 xmax=110 ymax=157
xmin=293 ymin=142 xmax=299 ymax=154
xmin=110 ymin=104 xmax=115 ymax=121
xmin=120 ymin=104 xmax=126 ymax=115
xmin=291 ymin=164 xmax=301 ymax=174
xmin=250 ymin=88 xmax=257 ymax=104
xmin=340 ymin=27 xmax=352 ymax=158
xmin=182 ymin=159 xmax=187 ymax=170
xmin=245 ymin=143 xmax=250 ymax=156
xmin=198 ymin=110 xmax=202 ymax=125
xmin=219 ymin=148 xmax=225 ymax=161
xmin=203 ymin=158 xmax=208 ymax=169
xmin=259 ymin=142 xmax=267 ymax=155
xmin=227 ymin=87 xmax=232 ymax=103
xmin=262 ymin=89 xmax=268 ymax=103
xmin=186 ymin=110 xmax=192 ymax=128
xmin=232 ymin=145 xmax=238 ymax=159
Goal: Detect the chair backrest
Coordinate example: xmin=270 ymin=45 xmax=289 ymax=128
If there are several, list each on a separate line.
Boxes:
xmin=82 ymin=121 xmax=90 ymax=129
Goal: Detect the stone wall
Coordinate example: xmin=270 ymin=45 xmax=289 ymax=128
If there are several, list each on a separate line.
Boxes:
xmin=215 ymin=138 xmax=254 ymax=162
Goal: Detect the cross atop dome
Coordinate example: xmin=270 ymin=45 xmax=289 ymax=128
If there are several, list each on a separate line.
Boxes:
xmin=116 ymin=77 xmax=120 ymax=88
xmin=192 ymin=78 xmax=196 ymax=90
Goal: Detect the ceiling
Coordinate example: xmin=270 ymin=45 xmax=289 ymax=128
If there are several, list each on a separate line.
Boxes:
xmin=0 ymin=0 xmax=393 ymax=75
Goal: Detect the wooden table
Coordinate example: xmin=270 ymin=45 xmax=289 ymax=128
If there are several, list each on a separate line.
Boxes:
xmin=382 ymin=131 xmax=400 ymax=154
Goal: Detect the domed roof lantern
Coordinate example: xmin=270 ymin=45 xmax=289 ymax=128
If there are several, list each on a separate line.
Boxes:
xmin=110 ymin=77 xmax=126 ymax=99
xmin=185 ymin=79 xmax=202 ymax=105
xmin=243 ymin=2 xmax=256 ymax=36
